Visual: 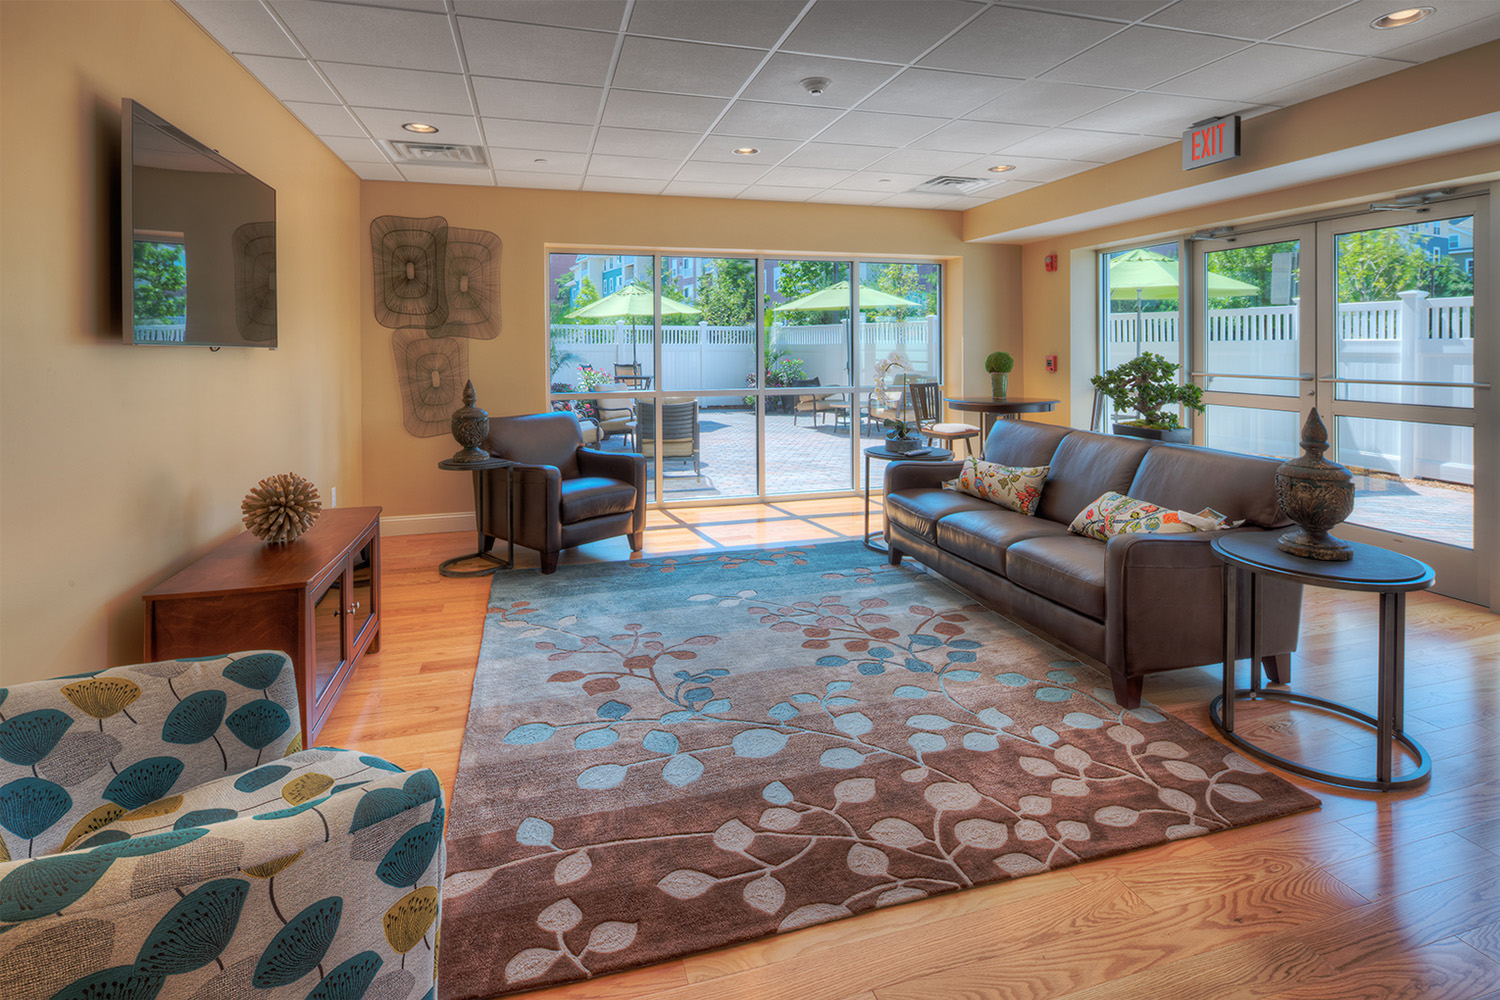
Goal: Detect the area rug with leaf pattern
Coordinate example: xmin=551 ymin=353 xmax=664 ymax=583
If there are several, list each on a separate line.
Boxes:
xmin=438 ymin=541 xmax=1318 ymax=998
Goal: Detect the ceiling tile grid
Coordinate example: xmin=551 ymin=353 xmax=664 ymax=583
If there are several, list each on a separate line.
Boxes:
xmin=175 ymin=0 xmax=1500 ymax=209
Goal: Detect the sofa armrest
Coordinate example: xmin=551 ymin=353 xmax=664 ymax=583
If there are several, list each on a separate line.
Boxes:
xmin=884 ymin=460 xmax=963 ymax=495
xmin=578 ymin=448 xmax=647 ymax=535
xmin=483 ymin=462 xmax=562 ymax=553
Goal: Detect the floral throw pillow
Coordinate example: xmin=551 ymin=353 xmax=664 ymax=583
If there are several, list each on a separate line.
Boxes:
xmin=1069 ymin=490 xmax=1238 ymax=540
xmin=942 ymin=457 xmax=1049 ymax=515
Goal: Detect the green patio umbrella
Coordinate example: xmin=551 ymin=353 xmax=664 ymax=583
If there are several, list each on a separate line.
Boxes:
xmin=565 ymin=282 xmax=700 ymax=368
xmin=1108 ymin=249 xmax=1259 ymax=353
xmin=774 ymin=280 xmax=923 ymax=313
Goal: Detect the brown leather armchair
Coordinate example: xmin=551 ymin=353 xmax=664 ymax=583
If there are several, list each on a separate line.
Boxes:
xmin=481 ymin=412 xmax=646 ymax=573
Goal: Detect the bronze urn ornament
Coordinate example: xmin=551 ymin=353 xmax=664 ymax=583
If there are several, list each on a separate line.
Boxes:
xmin=449 ymin=380 xmax=490 ymax=463
xmin=1274 ymin=408 xmax=1355 ymax=561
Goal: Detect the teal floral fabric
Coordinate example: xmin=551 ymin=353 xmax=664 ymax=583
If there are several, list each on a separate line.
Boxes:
xmin=0 ymin=652 xmax=443 ymax=1000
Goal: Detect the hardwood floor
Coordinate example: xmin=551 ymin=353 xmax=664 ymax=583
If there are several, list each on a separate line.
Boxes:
xmin=319 ymin=499 xmax=1500 ymax=1000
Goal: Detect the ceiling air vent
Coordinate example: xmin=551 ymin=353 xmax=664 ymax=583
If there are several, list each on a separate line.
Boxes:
xmin=912 ymin=175 xmax=993 ymax=195
xmin=378 ymin=140 xmax=489 ymax=167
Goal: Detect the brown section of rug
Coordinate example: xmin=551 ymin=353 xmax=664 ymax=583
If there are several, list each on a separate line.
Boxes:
xmin=440 ymin=542 xmax=1317 ymax=998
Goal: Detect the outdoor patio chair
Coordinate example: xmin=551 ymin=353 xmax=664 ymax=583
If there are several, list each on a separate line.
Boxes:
xmin=909 ymin=381 xmax=980 ymax=457
xmin=634 ymin=396 xmax=701 ymax=474
xmin=792 ymin=377 xmax=842 ymax=426
xmin=614 ymin=362 xmax=652 ymax=390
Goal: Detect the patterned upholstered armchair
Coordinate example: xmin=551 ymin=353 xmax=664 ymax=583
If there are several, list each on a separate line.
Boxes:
xmin=0 ymin=651 xmax=444 ymax=1000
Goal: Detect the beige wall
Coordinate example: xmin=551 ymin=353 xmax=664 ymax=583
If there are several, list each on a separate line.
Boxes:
xmin=0 ymin=2 xmax=363 ymax=683
xmin=357 ymin=184 xmax=1017 ymax=521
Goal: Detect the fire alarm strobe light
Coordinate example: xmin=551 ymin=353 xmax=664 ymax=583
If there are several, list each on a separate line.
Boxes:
xmin=1046 ymin=355 xmax=1058 ymax=373
xmin=1044 ymin=254 xmax=1058 ymax=271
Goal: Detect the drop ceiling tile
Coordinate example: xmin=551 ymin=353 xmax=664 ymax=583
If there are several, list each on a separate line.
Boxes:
xmin=492 ymin=169 xmax=585 ymax=189
xmin=759 ymin=164 xmax=855 ymax=188
xmin=354 ymin=108 xmax=483 ymax=143
xmin=663 ymin=180 xmax=749 ymax=198
xmin=348 ymin=161 xmax=405 ymax=181
xmin=488 ymin=148 xmax=589 ymax=172
xmin=804 ymin=189 xmax=882 ymax=205
xmin=832 ymin=170 xmax=934 ymax=193
xmin=178 ymin=1 xmax=299 ymax=57
xmin=482 ymin=118 xmax=594 ymax=152
xmin=859 ymin=68 xmax=1024 ymax=118
xmin=237 ymin=55 xmax=339 ymax=104
xmin=919 ymin=6 xmax=1122 ymax=78
xmin=965 ymin=79 xmax=1130 ymax=126
xmin=1145 ymin=0 xmax=1344 ymax=39
xmin=284 ymin=101 xmax=367 ymax=137
xmin=868 ymin=147 xmax=977 ymax=174
xmin=780 ymin=142 xmax=895 ymax=170
xmin=1270 ymin=0 xmax=1500 ymax=55
xmin=626 ymin=0 xmax=804 ymax=46
xmin=952 ymin=152 xmax=1092 ymax=182
xmin=970 ymin=177 xmax=1044 ymax=199
xmin=714 ymin=100 xmax=844 ymax=139
xmin=601 ymin=91 xmax=728 ymax=131
xmin=876 ymin=191 xmax=963 ymax=209
xmin=782 ymin=0 xmax=980 ymax=63
xmin=612 ymin=36 xmax=767 ymax=97
xmin=592 ymin=127 xmax=702 ymax=158
xmin=737 ymin=185 xmax=814 ymax=201
xmin=472 ymin=78 xmax=603 ymax=124
xmin=1042 ymin=26 xmax=1248 ymax=89
xmin=270 ymin=1 xmax=460 ymax=71
xmin=692 ymin=136 xmax=801 ymax=163
xmin=582 ymin=176 xmax=669 ymax=194
xmin=1377 ymin=12 xmax=1500 ymax=61
xmin=459 ymin=18 xmax=616 ymax=85
xmin=740 ymin=53 xmax=898 ymax=108
xmin=1003 ymin=1 xmax=1174 ymax=21
xmin=675 ymin=160 xmax=771 ymax=183
xmin=323 ymin=136 xmax=387 ymax=161
xmin=1154 ymin=43 xmax=1363 ymax=101
xmin=454 ymin=0 xmax=626 ymax=30
xmin=999 ymin=126 xmax=1138 ymax=160
xmin=908 ymin=120 xmax=1043 ymax=153
xmin=1064 ymin=90 xmax=1235 ymax=136
xmin=815 ymin=111 xmax=946 ymax=146
xmin=1246 ymin=55 xmax=1410 ymax=107
xmin=321 ymin=63 xmax=472 ymax=114
xmin=397 ymin=165 xmax=496 ymax=185
xmin=587 ymin=153 xmax=684 ymax=179
xmin=322 ymin=0 xmax=448 ymax=11
xmin=1084 ymin=133 xmax=1173 ymax=161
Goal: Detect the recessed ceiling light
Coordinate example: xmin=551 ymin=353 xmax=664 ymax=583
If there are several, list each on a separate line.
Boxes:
xmin=402 ymin=122 xmax=439 ymax=133
xmin=1371 ymin=6 xmax=1433 ymax=28
xmin=988 ymin=164 xmax=1016 ymax=173
xmin=732 ymin=147 xmax=759 ymax=156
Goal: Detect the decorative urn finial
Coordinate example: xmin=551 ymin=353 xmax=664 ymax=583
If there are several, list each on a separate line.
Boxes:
xmin=1274 ymin=408 xmax=1355 ymax=561
xmin=449 ymin=380 xmax=490 ymax=463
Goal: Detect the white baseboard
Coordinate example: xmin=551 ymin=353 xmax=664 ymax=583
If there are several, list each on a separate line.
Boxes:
xmin=380 ymin=512 xmax=475 ymax=536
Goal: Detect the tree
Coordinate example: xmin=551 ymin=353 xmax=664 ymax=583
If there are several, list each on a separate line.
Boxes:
xmin=568 ymin=276 xmax=602 ymax=325
xmin=1335 ymin=228 xmax=1473 ymax=301
xmin=871 ymin=263 xmax=936 ymax=321
xmin=132 ymin=241 xmax=186 ymax=324
xmin=696 ymin=259 xmax=755 ymax=326
xmin=771 ymin=260 xmax=847 ymax=326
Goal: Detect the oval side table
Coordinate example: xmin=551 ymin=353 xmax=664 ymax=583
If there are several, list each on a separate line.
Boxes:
xmin=1209 ymin=531 xmax=1435 ymax=791
xmin=437 ymin=456 xmax=514 ymax=577
xmin=862 ymin=444 xmax=953 ymax=553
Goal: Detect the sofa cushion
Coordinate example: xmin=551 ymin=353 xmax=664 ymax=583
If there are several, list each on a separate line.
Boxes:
xmin=1005 ymin=535 xmax=1108 ymax=621
xmin=943 ymin=457 xmax=1049 ymax=515
xmin=886 ymin=489 xmax=998 ymax=542
xmin=935 ymin=509 xmax=1072 ymax=575
xmin=559 ymin=477 xmax=636 ymax=524
xmin=980 ymin=419 xmax=1072 ymax=467
xmin=1035 ymin=431 xmax=1152 ymax=527
xmin=1126 ymin=443 xmax=1288 ymax=529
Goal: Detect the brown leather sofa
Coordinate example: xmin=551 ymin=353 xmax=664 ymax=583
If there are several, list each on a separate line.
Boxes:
xmin=884 ymin=420 xmax=1301 ymax=709
xmin=481 ymin=412 xmax=646 ymax=573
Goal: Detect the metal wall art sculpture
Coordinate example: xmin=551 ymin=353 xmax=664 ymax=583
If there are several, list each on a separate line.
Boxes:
xmin=371 ymin=215 xmax=501 ymax=437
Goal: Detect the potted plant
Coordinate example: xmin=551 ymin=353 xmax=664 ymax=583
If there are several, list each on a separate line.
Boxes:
xmin=1089 ymin=352 xmax=1204 ymax=443
xmin=985 ymin=351 xmax=1014 ymax=398
xmin=883 ymin=417 xmax=922 ymax=453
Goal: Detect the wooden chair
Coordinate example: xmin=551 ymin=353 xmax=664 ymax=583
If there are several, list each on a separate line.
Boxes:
xmin=614 ymin=362 xmax=652 ymax=390
xmin=908 ymin=382 xmax=980 ymax=457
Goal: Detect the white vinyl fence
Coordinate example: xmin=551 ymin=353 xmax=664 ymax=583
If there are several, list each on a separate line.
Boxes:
xmin=1105 ymin=292 xmax=1474 ymax=483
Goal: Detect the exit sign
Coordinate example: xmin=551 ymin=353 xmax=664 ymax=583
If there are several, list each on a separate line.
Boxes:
xmin=1182 ymin=115 xmax=1240 ymax=170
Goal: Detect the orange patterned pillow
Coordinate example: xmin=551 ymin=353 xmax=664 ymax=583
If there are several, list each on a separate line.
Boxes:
xmin=942 ymin=457 xmax=1049 ymax=515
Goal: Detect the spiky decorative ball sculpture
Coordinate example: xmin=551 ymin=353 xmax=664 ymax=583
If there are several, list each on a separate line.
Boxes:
xmin=241 ymin=472 xmax=322 ymax=543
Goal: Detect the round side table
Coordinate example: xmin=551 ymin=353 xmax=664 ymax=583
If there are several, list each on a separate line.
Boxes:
xmin=1209 ymin=531 xmax=1435 ymax=791
xmin=862 ymin=445 xmax=953 ymax=552
xmin=437 ymin=457 xmax=514 ymax=577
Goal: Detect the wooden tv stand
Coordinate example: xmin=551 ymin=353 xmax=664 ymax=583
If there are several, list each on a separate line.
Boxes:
xmin=143 ymin=507 xmax=381 ymax=745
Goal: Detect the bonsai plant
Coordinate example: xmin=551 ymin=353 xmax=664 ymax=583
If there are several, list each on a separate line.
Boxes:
xmin=1089 ymin=352 xmax=1204 ymax=442
xmin=985 ymin=351 xmax=1014 ymax=398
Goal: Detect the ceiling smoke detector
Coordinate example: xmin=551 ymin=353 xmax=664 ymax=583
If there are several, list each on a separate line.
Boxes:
xmin=913 ymin=175 xmax=994 ymax=195
xmin=800 ymin=76 xmax=831 ymax=96
xmin=378 ymin=140 xmax=488 ymax=166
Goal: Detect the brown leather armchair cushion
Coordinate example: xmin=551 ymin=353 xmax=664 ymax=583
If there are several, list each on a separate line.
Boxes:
xmin=560 ymin=477 xmax=637 ymax=524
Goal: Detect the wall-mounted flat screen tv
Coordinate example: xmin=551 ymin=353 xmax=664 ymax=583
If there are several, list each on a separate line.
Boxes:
xmin=122 ymin=99 xmax=277 ymax=348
